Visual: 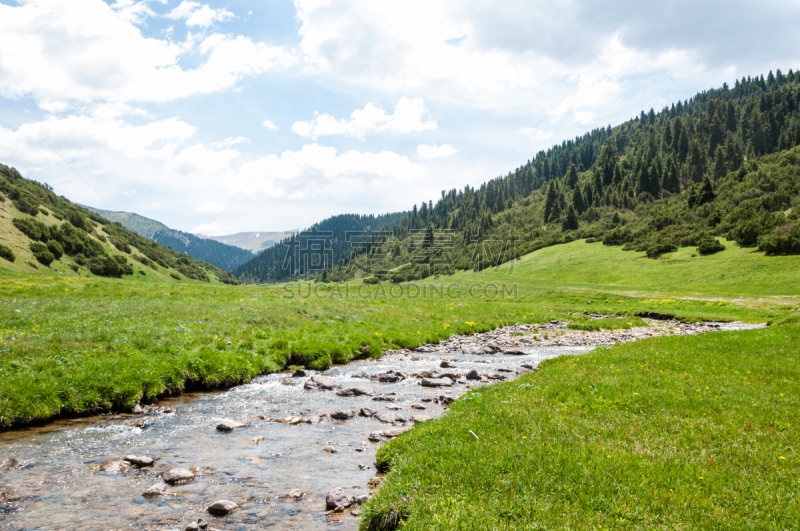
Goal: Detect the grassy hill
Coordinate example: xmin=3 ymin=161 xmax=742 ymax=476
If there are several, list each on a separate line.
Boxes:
xmin=0 ymin=164 xmax=239 ymax=285
xmin=83 ymin=206 xmax=255 ymax=271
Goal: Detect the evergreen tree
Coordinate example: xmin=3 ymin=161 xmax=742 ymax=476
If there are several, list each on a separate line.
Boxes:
xmin=562 ymin=206 xmax=579 ymax=231
xmin=543 ymin=181 xmax=558 ymax=223
xmin=696 ymin=176 xmax=717 ymax=206
xmin=572 ymin=186 xmax=586 ymax=214
xmin=565 ymin=163 xmax=579 ymax=188
xmin=712 ymin=146 xmax=727 ymax=179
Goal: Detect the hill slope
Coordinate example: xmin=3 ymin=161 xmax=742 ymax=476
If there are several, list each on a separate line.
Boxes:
xmin=0 ymin=166 xmax=240 ymax=285
xmin=83 ymin=206 xmax=254 ymax=271
xmin=316 ymin=69 xmax=800 ymax=283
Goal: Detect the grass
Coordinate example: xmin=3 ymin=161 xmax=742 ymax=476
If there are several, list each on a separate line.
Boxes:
xmin=0 ymin=239 xmax=798 ymax=429
xmin=362 ymin=326 xmax=800 ymax=530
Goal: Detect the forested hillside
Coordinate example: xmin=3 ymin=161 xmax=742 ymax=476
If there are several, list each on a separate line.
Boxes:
xmin=311 ymin=69 xmax=800 ymax=283
xmin=233 ymin=212 xmax=408 ymax=283
xmin=0 ymin=166 xmax=240 ymax=284
xmin=84 ymin=206 xmax=254 ymax=271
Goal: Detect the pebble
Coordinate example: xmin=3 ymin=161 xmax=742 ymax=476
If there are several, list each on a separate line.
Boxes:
xmin=207 ymin=500 xmax=239 ymax=515
xmin=216 ymin=419 xmax=246 ymax=432
xmin=142 ymin=483 xmax=167 ymax=496
xmin=124 ymin=455 xmax=155 ymax=467
xmin=162 ymin=468 xmax=195 ymax=484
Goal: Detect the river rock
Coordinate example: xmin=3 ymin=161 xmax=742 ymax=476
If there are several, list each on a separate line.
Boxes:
xmin=186 ymin=517 xmax=208 ymax=530
xmin=425 ymin=369 xmax=457 ymax=380
xmin=421 ymin=377 xmax=454 ymax=387
xmin=484 ymin=342 xmax=502 ymax=353
xmin=368 ymin=426 xmax=411 ymax=442
xmin=325 ymin=488 xmax=353 ymax=510
xmin=277 ymin=416 xmax=305 ymax=425
xmin=207 ymin=500 xmax=238 ymax=515
xmin=162 ymin=468 xmax=195 ymax=484
xmin=370 ymin=370 xmax=405 ymax=383
xmin=322 ymin=446 xmax=337 ymax=453
xmin=292 ymin=369 xmax=307 ymax=377
xmin=330 ymin=410 xmax=356 ymax=420
xmin=440 ymin=360 xmax=457 ymax=368
xmin=504 ymin=349 xmax=526 ymax=355
xmin=143 ymin=483 xmax=167 ymax=496
xmin=336 ymin=386 xmax=375 ymax=397
xmin=465 ymin=370 xmax=480 ymax=380
xmin=367 ymin=477 xmax=384 ymax=488
xmin=385 ymin=404 xmax=403 ymax=410
xmin=124 ymin=455 xmax=155 ymax=467
xmin=132 ymin=404 xmax=144 ymax=414
xmin=410 ymin=402 xmax=426 ymax=410
xmin=304 ymin=376 xmax=342 ymax=391
xmin=359 ymin=407 xmax=377 ymax=417
xmin=412 ymin=415 xmax=430 ymax=423
xmin=100 ymin=460 xmax=130 ymax=473
xmin=277 ymin=489 xmax=304 ymax=500
xmin=216 ymin=419 xmax=246 ymax=431
xmin=374 ymin=412 xmax=408 ymax=424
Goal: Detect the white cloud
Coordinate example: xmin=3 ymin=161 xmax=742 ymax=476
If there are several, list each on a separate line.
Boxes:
xmin=417 ymin=144 xmax=458 ymax=159
xmin=166 ymin=1 xmax=235 ymax=28
xmin=291 ymin=97 xmax=436 ymax=140
xmin=262 ymin=120 xmax=280 ymax=130
xmin=519 ymin=127 xmax=553 ymax=141
xmin=0 ymin=0 xmax=294 ymax=105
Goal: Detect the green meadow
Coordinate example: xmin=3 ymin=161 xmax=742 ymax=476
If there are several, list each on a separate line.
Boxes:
xmin=1 ymin=240 xmax=799 ymax=428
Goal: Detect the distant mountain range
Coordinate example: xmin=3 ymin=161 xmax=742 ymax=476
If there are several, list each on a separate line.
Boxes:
xmin=82 ymin=206 xmax=255 ymax=271
xmin=197 ymin=231 xmax=286 ymax=253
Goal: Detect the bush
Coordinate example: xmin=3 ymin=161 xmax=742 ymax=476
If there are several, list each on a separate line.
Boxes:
xmin=69 ymin=264 xmax=79 ymax=272
xmin=758 ymin=224 xmax=800 ymax=255
xmin=30 ymin=242 xmax=55 ymax=266
xmin=645 ymin=243 xmax=678 ymax=258
xmin=14 ymin=198 xmax=38 ymax=216
xmin=47 ymin=240 xmax=64 ymax=260
xmin=0 ymin=243 xmax=15 ymax=262
xmin=68 ymin=211 xmax=89 ymax=231
xmin=87 ymin=254 xmax=133 ymax=277
xmin=363 ymin=276 xmax=380 ymax=284
xmin=697 ymin=237 xmax=725 ymax=255
xmin=170 ymin=272 xmax=181 ymax=280
xmin=12 ymin=217 xmax=49 ymax=242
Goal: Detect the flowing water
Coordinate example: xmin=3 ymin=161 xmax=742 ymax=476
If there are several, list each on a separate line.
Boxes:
xmin=0 ymin=323 xmax=762 ymax=530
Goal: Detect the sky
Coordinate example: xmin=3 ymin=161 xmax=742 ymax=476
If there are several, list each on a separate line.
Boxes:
xmin=0 ymin=0 xmax=798 ymax=235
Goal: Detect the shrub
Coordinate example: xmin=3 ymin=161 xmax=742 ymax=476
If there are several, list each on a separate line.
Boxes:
xmin=645 ymin=243 xmax=678 ymax=258
xmin=363 ymin=276 xmax=380 ymax=284
xmin=14 ymin=198 xmax=38 ymax=216
xmin=88 ymin=254 xmax=133 ymax=277
xmin=0 ymin=243 xmax=15 ymax=262
xmin=69 ymin=264 xmax=79 ymax=272
xmin=12 ymin=217 xmax=49 ymax=242
xmin=47 ymin=240 xmax=64 ymax=260
xmin=68 ymin=211 xmax=89 ymax=231
xmin=170 ymin=272 xmax=181 ymax=280
xmin=697 ymin=237 xmax=725 ymax=255
xmin=758 ymin=224 xmax=800 ymax=255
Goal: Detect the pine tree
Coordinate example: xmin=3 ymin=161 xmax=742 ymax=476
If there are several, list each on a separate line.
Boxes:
xmin=565 ymin=163 xmax=579 ymax=188
xmin=573 ymin=187 xmax=586 ymax=214
xmin=688 ymin=141 xmax=705 ymax=182
xmin=543 ymin=181 xmax=558 ymax=223
xmin=677 ymin=128 xmax=690 ymax=163
xmin=662 ymin=157 xmax=681 ymax=193
xmin=562 ymin=206 xmax=579 ymax=231
xmin=712 ymin=146 xmax=727 ymax=179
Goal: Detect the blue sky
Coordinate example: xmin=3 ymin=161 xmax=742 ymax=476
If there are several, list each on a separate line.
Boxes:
xmin=1 ymin=0 xmax=798 ymax=235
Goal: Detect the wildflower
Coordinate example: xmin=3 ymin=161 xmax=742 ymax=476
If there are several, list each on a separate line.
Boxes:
xmin=779 ymin=456 xmax=786 ymax=460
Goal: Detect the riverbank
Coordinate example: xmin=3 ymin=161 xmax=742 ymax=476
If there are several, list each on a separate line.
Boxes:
xmin=361 ymin=324 xmax=800 ymax=530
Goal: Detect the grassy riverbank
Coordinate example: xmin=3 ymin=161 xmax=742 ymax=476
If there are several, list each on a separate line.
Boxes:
xmin=1 ymin=241 xmax=798 ymax=428
xmin=362 ymin=325 xmax=800 ymax=530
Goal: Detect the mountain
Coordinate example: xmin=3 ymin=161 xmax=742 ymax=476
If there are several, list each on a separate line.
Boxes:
xmin=0 ymin=169 xmax=240 ymax=285
xmin=197 ymin=231 xmax=286 ymax=253
xmin=82 ymin=206 xmax=254 ymax=272
xmin=310 ymin=69 xmax=800 ymax=283
xmin=233 ymin=212 xmax=409 ymax=283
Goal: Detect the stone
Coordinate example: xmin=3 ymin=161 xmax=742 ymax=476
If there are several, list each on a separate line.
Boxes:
xmin=353 ymin=493 xmax=370 ymax=504
xmin=216 ymin=419 xmax=246 ymax=431
xmin=420 ymin=396 xmax=434 ymax=402
xmin=425 ymin=369 xmax=458 ymax=380
xmin=487 ymin=373 xmax=508 ymax=381
xmin=372 ymin=396 xmax=396 ymax=402
xmin=503 ymin=349 xmax=526 ymax=355
xmin=143 ymin=483 xmax=167 ymax=496
xmin=277 ymin=416 xmax=305 ymax=425
xmin=304 ymin=376 xmax=342 ymax=391
xmin=374 ymin=412 xmax=408 ymax=424
xmin=335 ymin=386 xmax=375 ymax=397
xmin=370 ymin=370 xmax=405 ymax=383
xmin=484 ymin=342 xmax=502 ymax=353
xmin=433 ymin=395 xmax=456 ymax=406
xmin=412 ymin=415 xmax=430 ymax=423
xmin=292 ymin=369 xmax=307 ymax=377
xmin=421 ymin=377 xmax=454 ymax=387
xmin=367 ymin=477 xmax=384 ymax=488
xmin=325 ymin=488 xmax=353 ymax=510
xmin=385 ymin=404 xmax=403 ymax=410
xmin=368 ymin=426 xmax=411 ymax=442
xmin=124 ymin=455 xmax=155 ymax=467
xmin=330 ymin=410 xmax=355 ymax=420
xmin=440 ymin=360 xmax=457 ymax=368
xmin=359 ymin=407 xmax=377 ymax=417
xmin=132 ymin=404 xmax=144 ymax=414
xmin=465 ymin=370 xmax=480 ymax=380
xmin=207 ymin=500 xmax=238 ymax=515
xmin=277 ymin=489 xmax=304 ymax=500
xmin=410 ymin=402 xmax=426 ymax=410
xmin=100 ymin=460 xmax=130 ymax=473
xmin=322 ymin=446 xmax=337 ymax=453
xmin=162 ymin=468 xmax=195 ymax=484
xmin=186 ymin=518 xmax=208 ymax=530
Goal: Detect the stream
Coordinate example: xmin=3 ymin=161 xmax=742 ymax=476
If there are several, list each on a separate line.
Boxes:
xmin=0 ymin=322 xmax=763 ymax=530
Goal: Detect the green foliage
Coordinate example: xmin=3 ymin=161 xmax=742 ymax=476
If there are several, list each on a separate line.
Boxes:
xmin=646 ymin=242 xmax=678 ymax=258
xmin=697 ymin=237 xmax=725 ymax=255
xmin=46 ymin=240 xmax=64 ymax=260
xmin=0 ymin=243 xmax=15 ymax=263
xmin=170 ymin=272 xmax=181 ymax=280
xmin=29 ymin=242 xmax=55 ymax=266
xmin=87 ymin=254 xmax=133 ymax=277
